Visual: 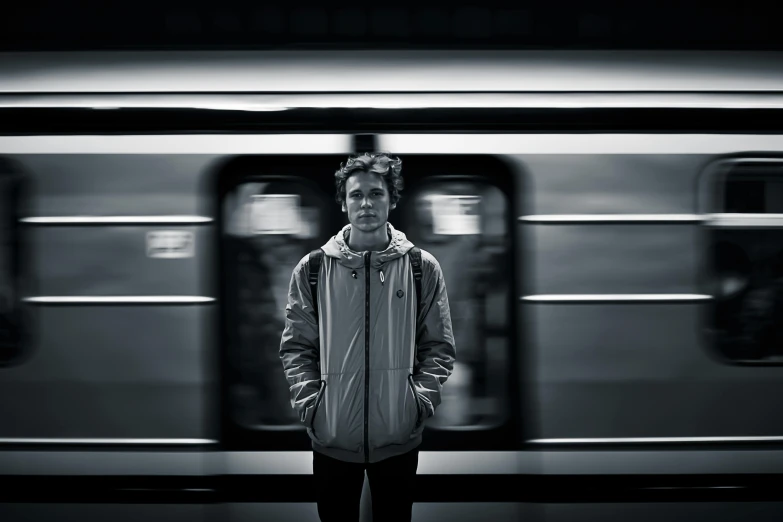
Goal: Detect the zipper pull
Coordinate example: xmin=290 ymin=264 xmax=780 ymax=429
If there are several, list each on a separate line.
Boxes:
xmin=351 ymin=270 xmax=357 ymax=279
xmin=379 ymin=270 xmax=385 ymax=285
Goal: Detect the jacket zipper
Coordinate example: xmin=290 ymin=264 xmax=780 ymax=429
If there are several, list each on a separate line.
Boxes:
xmin=364 ymin=252 xmax=371 ymax=463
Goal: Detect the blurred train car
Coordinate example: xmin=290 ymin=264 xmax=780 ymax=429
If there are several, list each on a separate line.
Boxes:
xmin=1 ymin=51 xmax=783 ymax=521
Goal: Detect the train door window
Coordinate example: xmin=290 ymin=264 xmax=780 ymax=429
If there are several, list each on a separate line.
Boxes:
xmin=704 ymin=159 xmax=783 ymax=364
xmin=0 ymin=159 xmax=23 ymax=367
xmin=218 ymin=155 xmax=517 ymax=451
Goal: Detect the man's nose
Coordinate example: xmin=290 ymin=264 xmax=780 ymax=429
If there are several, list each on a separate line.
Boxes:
xmin=361 ymin=198 xmax=372 ymax=208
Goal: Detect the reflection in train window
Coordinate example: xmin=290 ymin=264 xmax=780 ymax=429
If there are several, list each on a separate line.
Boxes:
xmin=396 ymin=179 xmax=510 ymax=429
xmin=222 ymin=179 xmax=335 ymax=429
xmin=708 ymin=162 xmax=783 ymax=364
xmin=0 ymin=160 xmax=22 ymax=366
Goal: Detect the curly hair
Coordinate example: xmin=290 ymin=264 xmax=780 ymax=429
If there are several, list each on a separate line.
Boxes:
xmin=334 ymin=152 xmax=404 ymax=207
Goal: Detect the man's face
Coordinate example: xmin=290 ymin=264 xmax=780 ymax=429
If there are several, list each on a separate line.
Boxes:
xmin=342 ymin=171 xmax=395 ymax=233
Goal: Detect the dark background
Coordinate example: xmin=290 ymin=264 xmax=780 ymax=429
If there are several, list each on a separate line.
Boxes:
xmin=2 ymin=1 xmax=782 ymax=51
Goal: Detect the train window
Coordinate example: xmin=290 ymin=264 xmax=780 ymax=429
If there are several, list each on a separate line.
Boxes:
xmin=0 ymin=159 xmax=23 ymax=366
xmin=705 ymin=160 xmax=783 ymax=364
xmin=219 ymin=156 xmax=517 ymax=451
xmin=222 ymin=177 xmax=334 ymax=429
xmin=396 ymin=179 xmax=511 ymax=431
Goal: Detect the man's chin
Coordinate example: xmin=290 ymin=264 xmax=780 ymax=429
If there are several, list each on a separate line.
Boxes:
xmin=351 ymin=220 xmax=384 ymax=232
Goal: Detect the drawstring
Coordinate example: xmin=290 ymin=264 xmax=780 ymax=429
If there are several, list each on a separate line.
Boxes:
xmin=379 ymin=270 xmax=385 ymax=286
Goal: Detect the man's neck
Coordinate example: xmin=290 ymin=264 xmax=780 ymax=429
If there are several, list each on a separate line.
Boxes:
xmin=346 ymin=225 xmax=390 ymax=253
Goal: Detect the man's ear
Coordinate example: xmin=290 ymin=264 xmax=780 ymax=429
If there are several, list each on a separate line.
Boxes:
xmin=390 ymin=202 xmax=396 ymax=210
xmin=341 ymin=203 xmax=347 ymax=213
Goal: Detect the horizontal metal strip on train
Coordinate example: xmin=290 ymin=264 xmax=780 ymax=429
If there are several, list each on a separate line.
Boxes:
xmin=5 ymin=134 xmax=783 ymax=153
xmin=5 ymin=92 xmax=783 ymax=110
xmin=22 ymin=296 xmax=215 ymax=304
xmin=223 ymin=451 xmax=519 ymax=475
xmin=20 ymin=215 xmax=212 ymax=225
xmin=5 ymin=449 xmax=783 ymax=477
xmin=19 ymin=213 xmax=777 ymax=227
xmin=521 ymin=214 xmax=783 ymax=226
xmin=0 ymin=438 xmax=217 ymax=445
xmin=520 ymin=214 xmax=705 ymax=224
xmin=531 ymin=436 xmax=783 ymax=444
xmin=1 ymin=51 xmax=781 ymax=93
xmin=522 ymin=294 xmax=712 ymax=303
xmin=377 ymin=134 xmax=783 ymax=152
xmin=0 ymin=449 xmax=518 ymax=476
xmin=705 ymin=213 xmax=783 ymax=227
xmin=0 ymin=135 xmax=353 ymax=153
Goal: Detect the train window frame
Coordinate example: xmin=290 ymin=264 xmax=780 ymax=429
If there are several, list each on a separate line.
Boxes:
xmin=0 ymin=158 xmax=28 ymax=368
xmin=698 ymin=156 xmax=783 ymax=366
xmin=215 ymin=154 xmax=521 ymax=452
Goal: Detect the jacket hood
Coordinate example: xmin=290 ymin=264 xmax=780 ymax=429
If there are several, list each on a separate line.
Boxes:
xmin=322 ymin=222 xmax=414 ymax=269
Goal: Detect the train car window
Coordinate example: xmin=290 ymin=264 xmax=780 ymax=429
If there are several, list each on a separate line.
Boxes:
xmin=222 ymin=177 xmax=334 ymax=430
xmin=0 ymin=159 xmax=23 ymax=367
xmin=219 ymin=156 xmax=517 ymax=451
xmin=706 ymin=160 xmax=783 ymax=364
xmin=395 ymin=179 xmax=511 ymax=432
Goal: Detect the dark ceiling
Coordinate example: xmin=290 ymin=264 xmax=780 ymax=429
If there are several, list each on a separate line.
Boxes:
xmin=2 ymin=1 xmax=780 ymax=51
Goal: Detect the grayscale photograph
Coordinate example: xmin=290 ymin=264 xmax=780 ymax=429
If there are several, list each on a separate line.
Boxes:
xmin=1 ymin=1 xmax=782 ymax=521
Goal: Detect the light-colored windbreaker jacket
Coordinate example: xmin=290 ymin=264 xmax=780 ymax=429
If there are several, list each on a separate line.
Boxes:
xmin=279 ymin=223 xmax=456 ymax=463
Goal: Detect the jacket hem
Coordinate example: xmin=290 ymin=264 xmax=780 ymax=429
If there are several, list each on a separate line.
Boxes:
xmin=312 ymin=435 xmax=422 ymax=464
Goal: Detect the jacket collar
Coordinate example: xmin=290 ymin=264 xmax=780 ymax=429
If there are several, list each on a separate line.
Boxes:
xmin=321 ymin=222 xmax=414 ymax=269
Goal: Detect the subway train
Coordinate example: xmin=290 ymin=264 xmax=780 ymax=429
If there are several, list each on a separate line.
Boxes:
xmin=1 ymin=51 xmax=783 ymax=521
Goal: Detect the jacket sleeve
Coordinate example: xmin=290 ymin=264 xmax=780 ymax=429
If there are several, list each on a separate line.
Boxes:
xmin=412 ymin=251 xmax=457 ymax=419
xmin=279 ymin=255 xmax=322 ymax=426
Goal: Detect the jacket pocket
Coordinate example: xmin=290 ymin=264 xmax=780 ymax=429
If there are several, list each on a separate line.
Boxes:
xmin=309 ymin=380 xmax=326 ymax=436
xmin=407 ymin=374 xmax=422 ymax=431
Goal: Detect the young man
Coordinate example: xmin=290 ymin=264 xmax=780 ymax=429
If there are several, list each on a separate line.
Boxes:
xmin=279 ymin=152 xmax=456 ymax=522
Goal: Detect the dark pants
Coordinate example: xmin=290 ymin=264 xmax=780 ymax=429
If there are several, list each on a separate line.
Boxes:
xmin=313 ymin=449 xmax=419 ymax=522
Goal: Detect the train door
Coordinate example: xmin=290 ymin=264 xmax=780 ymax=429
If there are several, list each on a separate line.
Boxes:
xmin=706 ymin=158 xmax=783 ymax=364
xmin=703 ymin=158 xmax=783 ymax=427
xmin=220 ymin=156 xmax=344 ymax=444
xmin=218 ymin=156 xmax=346 ymax=522
xmin=392 ymin=155 xmax=522 ymax=521
xmin=392 ymin=156 xmax=519 ymax=448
